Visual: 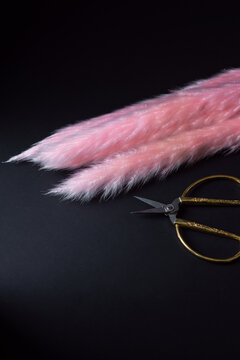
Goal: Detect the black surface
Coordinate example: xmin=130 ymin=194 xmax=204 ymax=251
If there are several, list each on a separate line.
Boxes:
xmin=1 ymin=3 xmax=240 ymax=359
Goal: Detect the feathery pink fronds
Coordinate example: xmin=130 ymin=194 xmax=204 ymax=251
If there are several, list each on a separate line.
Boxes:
xmin=6 ymin=95 xmax=165 ymax=163
xmin=7 ymin=68 xmax=240 ymax=169
xmin=5 ymin=68 xmax=240 ymax=203
xmin=47 ymin=117 xmax=240 ymax=202
xmin=9 ymin=82 xmax=240 ymax=170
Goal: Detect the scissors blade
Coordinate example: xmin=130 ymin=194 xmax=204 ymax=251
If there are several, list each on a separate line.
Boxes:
xmin=131 ymin=207 xmax=165 ymax=214
xmin=130 ymin=196 xmax=166 ymax=214
xmin=133 ymin=196 xmax=166 ymax=208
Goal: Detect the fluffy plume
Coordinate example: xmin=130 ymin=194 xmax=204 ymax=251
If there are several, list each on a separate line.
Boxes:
xmin=6 ymin=96 xmax=167 ymax=164
xmin=7 ymin=68 xmax=240 ymax=170
xmin=47 ymin=117 xmax=240 ymax=202
xmin=5 ymin=68 xmax=240 ymax=202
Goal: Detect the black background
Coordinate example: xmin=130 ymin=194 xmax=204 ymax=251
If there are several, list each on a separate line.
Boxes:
xmin=1 ymin=3 xmax=240 ymax=359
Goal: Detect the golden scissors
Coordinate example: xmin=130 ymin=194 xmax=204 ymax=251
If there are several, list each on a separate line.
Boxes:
xmin=131 ymin=175 xmax=240 ymax=263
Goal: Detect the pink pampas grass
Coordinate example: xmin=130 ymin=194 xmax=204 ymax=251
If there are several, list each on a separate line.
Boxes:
xmin=6 ymin=68 xmax=240 ymax=202
xmin=47 ymin=117 xmax=240 ymax=201
xmin=7 ymin=68 xmax=240 ymax=170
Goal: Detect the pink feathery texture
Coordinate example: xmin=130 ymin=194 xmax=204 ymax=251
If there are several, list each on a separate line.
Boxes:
xmin=7 ymin=95 xmax=171 ymax=164
xmin=7 ymin=68 xmax=240 ymax=170
xmin=5 ymin=68 xmax=240 ymax=202
xmin=48 ymin=117 xmax=240 ymax=202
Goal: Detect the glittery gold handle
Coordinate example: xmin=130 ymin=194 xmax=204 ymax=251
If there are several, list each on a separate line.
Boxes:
xmin=175 ymin=218 xmax=240 ymax=240
xmin=180 ymin=197 xmax=240 ymax=206
xmin=175 ymin=174 xmax=240 ymax=263
xmin=180 ymin=174 xmax=240 ymax=198
xmin=174 ymin=218 xmax=240 ymax=263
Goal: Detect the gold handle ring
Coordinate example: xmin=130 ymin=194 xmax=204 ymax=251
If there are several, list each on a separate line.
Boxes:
xmin=174 ymin=175 xmax=240 ymax=263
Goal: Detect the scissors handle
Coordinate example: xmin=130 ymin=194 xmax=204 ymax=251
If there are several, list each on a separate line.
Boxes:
xmin=175 ymin=174 xmax=240 ymax=262
xmin=174 ymin=217 xmax=240 ymax=263
xmin=180 ymin=196 xmax=240 ymax=206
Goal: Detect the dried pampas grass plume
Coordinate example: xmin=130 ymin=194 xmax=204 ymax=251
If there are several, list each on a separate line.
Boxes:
xmin=47 ymin=117 xmax=240 ymax=202
xmin=5 ymin=68 xmax=240 ymax=201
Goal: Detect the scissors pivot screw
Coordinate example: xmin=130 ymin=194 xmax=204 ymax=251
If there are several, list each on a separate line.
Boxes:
xmin=164 ymin=204 xmax=175 ymax=213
